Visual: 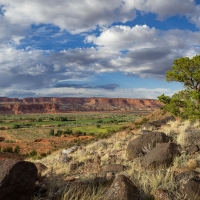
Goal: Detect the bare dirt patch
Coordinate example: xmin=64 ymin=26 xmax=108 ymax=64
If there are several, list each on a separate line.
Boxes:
xmin=0 ymin=135 xmax=94 ymax=155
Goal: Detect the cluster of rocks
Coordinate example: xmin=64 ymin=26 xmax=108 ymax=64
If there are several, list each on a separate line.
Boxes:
xmin=1 ymin=116 xmax=200 ymax=200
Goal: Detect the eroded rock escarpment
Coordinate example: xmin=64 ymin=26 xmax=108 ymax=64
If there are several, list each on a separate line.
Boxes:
xmin=0 ymin=97 xmax=162 ymax=114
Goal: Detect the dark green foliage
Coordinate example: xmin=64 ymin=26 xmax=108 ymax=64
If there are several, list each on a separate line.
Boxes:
xmin=141 ymin=117 xmax=148 ymax=124
xmin=1 ymin=147 xmax=13 ymax=153
xmin=40 ymin=152 xmax=47 ymax=157
xmin=55 ymin=116 xmax=68 ymax=121
xmin=74 ymin=130 xmax=83 ymax=136
xmin=158 ymin=90 xmax=200 ymax=121
xmin=96 ymin=119 xmax=103 ymax=123
xmin=158 ymin=55 xmax=200 ymax=121
xmin=12 ymin=124 xmax=21 ymax=129
xmin=29 ymin=150 xmax=37 ymax=157
xmin=47 ymin=150 xmax=51 ymax=155
xmin=55 ymin=130 xmax=63 ymax=136
xmin=49 ymin=129 xmax=54 ymax=136
xmin=96 ymin=124 xmax=101 ymax=128
xmin=37 ymin=117 xmax=43 ymax=122
xmin=166 ymin=55 xmax=200 ymax=92
xmin=64 ymin=128 xmax=73 ymax=134
xmin=13 ymin=145 xmax=20 ymax=154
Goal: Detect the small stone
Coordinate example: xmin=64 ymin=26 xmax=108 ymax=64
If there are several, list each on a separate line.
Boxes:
xmin=65 ymin=176 xmax=76 ymax=181
xmin=70 ymin=161 xmax=79 ymax=171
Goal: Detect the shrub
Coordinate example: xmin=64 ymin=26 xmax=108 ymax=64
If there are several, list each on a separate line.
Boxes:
xmin=1 ymin=147 xmax=13 ymax=153
xmin=29 ymin=150 xmax=37 ymax=157
xmin=55 ymin=130 xmax=63 ymax=136
xmin=97 ymin=119 xmax=103 ymax=123
xmin=12 ymin=124 xmax=21 ymax=129
xmin=64 ymin=128 xmax=73 ymax=134
xmin=13 ymin=146 xmax=20 ymax=154
xmin=96 ymin=124 xmax=101 ymax=128
xmin=49 ymin=129 xmax=54 ymax=136
xmin=37 ymin=117 xmax=42 ymax=122
xmin=40 ymin=152 xmax=47 ymax=157
xmin=57 ymin=124 xmax=61 ymax=127
xmin=74 ymin=130 xmax=83 ymax=136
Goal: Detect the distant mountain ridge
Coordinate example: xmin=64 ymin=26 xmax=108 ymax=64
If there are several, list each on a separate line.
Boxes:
xmin=0 ymin=97 xmax=162 ymax=114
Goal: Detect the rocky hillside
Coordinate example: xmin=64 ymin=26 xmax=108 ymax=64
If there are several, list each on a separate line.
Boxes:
xmin=22 ymin=115 xmax=200 ymax=199
xmin=1 ymin=111 xmax=200 ymax=199
xmin=0 ymin=97 xmax=162 ymax=114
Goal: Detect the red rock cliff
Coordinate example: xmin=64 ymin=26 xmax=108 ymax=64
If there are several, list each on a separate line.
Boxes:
xmin=0 ymin=97 xmax=162 ymax=114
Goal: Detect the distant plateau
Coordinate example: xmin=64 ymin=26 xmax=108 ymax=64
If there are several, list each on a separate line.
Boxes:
xmin=0 ymin=97 xmax=162 ymax=114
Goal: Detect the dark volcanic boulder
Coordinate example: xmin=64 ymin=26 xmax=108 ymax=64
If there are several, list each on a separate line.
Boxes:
xmin=104 ymin=175 xmax=139 ymax=200
xmin=181 ymin=176 xmax=200 ymax=200
xmin=140 ymin=116 xmax=176 ymax=131
xmin=0 ymin=160 xmax=38 ymax=200
xmin=142 ymin=142 xmax=180 ymax=168
xmin=186 ymin=144 xmax=199 ymax=155
xmin=175 ymin=171 xmax=200 ymax=200
xmin=126 ymin=131 xmax=171 ymax=160
xmin=151 ymin=116 xmax=175 ymax=127
xmin=181 ymin=128 xmax=200 ymax=147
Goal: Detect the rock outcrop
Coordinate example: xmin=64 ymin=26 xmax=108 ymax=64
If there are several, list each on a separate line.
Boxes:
xmin=142 ymin=142 xmax=180 ymax=168
xmin=104 ymin=175 xmax=140 ymax=200
xmin=0 ymin=97 xmax=162 ymax=114
xmin=0 ymin=160 xmax=37 ymax=200
xmin=126 ymin=131 xmax=171 ymax=160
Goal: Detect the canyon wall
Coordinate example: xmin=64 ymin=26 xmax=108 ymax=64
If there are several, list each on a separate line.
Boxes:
xmin=0 ymin=97 xmax=162 ymax=114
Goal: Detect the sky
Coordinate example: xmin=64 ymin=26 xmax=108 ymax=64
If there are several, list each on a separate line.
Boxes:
xmin=0 ymin=0 xmax=200 ymax=99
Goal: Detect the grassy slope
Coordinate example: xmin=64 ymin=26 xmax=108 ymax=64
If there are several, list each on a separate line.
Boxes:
xmin=30 ymin=110 xmax=200 ymax=200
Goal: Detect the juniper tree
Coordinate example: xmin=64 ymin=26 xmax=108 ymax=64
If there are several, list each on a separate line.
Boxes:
xmin=158 ymin=55 xmax=200 ymax=121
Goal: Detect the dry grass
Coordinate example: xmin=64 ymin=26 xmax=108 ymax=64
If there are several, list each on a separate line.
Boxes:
xmin=31 ymin=118 xmax=200 ymax=200
xmin=187 ymin=159 xmax=198 ymax=170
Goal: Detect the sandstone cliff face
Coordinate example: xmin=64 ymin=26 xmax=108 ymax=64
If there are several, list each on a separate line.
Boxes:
xmin=0 ymin=97 xmax=162 ymax=114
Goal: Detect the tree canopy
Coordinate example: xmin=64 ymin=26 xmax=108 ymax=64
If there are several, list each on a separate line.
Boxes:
xmin=166 ymin=55 xmax=200 ymax=92
xmin=158 ymin=55 xmax=200 ymax=121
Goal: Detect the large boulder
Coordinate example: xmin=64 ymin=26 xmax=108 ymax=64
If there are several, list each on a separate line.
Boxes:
xmin=180 ymin=128 xmax=200 ymax=147
xmin=104 ymin=175 xmax=139 ymax=200
xmin=140 ymin=116 xmax=175 ymax=131
xmin=175 ymin=171 xmax=200 ymax=199
xmin=142 ymin=142 xmax=180 ymax=169
xmin=126 ymin=131 xmax=171 ymax=160
xmin=181 ymin=177 xmax=200 ymax=200
xmin=0 ymin=160 xmax=38 ymax=200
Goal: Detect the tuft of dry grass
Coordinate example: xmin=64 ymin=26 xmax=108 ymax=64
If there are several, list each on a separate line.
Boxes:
xmin=187 ymin=159 xmax=198 ymax=170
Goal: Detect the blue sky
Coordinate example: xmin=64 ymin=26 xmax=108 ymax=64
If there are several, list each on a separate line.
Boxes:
xmin=0 ymin=0 xmax=200 ymax=99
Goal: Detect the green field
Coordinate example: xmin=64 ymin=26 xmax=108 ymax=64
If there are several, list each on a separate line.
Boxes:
xmin=0 ymin=112 xmax=142 ymax=141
